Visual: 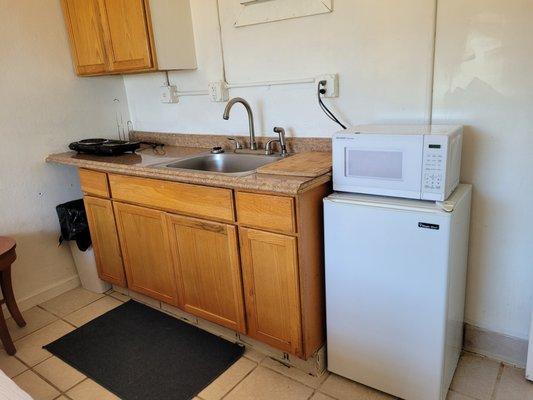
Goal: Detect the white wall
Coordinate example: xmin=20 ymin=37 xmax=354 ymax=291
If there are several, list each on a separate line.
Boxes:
xmin=432 ymin=0 xmax=533 ymax=340
xmin=0 ymin=0 xmax=129 ymax=307
xmin=125 ymin=0 xmax=533 ymax=341
xmin=124 ymin=0 xmax=436 ymax=136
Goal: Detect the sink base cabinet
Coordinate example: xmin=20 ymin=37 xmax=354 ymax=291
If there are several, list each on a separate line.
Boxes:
xmin=167 ymin=214 xmax=246 ymax=333
xmin=79 ymin=170 xmax=329 ymax=359
xmin=113 ymin=202 xmax=179 ymax=305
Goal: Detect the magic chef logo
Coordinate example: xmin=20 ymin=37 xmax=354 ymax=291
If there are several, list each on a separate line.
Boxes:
xmin=418 ymin=222 xmax=440 ymax=230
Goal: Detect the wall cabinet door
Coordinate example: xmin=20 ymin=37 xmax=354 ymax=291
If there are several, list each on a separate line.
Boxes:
xmin=61 ymin=0 xmax=108 ymax=75
xmin=167 ymin=214 xmax=246 ymax=333
xmin=239 ymin=228 xmax=303 ymax=356
xmin=113 ymin=202 xmax=178 ymax=304
xmin=83 ymin=196 xmax=126 ymax=286
xmin=98 ymin=0 xmax=154 ymax=72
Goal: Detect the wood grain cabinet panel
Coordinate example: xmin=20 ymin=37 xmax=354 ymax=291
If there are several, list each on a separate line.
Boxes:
xmin=61 ymin=0 xmax=108 ymax=75
xmin=98 ymin=0 xmax=155 ymax=72
xmin=236 ymin=192 xmax=296 ymax=234
xmin=167 ymin=214 xmax=246 ymax=333
xmin=79 ymin=169 xmax=109 ymax=198
xmin=239 ymin=227 xmax=303 ymax=357
xmin=108 ymin=174 xmax=235 ymax=222
xmin=83 ymin=196 xmax=126 ymax=286
xmin=113 ymin=202 xmax=178 ymax=305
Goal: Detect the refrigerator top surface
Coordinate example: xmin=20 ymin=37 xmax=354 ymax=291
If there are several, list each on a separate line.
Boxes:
xmin=325 ymin=183 xmax=471 ymax=214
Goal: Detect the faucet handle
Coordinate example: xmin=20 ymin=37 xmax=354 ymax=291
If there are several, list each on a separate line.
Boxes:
xmin=265 ymin=138 xmax=280 ymax=155
xmin=227 ymin=137 xmax=243 ymax=150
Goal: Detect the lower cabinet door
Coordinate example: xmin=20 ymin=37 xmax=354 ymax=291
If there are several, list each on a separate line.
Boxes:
xmin=167 ymin=214 xmax=246 ymax=333
xmin=113 ymin=202 xmax=178 ymax=305
xmin=83 ymin=196 xmax=126 ymax=286
xmin=239 ymin=227 xmax=303 ymax=356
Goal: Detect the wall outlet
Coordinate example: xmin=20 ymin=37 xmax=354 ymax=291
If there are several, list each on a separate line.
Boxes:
xmin=160 ymin=84 xmax=179 ymax=103
xmin=208 ymin=81 xmax=229 ymax=102
xmin=316 ymin=74 xmax=339 ymax=98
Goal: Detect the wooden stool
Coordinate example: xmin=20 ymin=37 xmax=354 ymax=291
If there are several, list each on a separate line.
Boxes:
xmin=0 ymin=237 xmax=26 ymax=355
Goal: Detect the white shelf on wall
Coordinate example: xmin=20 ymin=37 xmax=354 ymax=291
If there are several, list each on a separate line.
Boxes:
xmin=235 ymin=0 xmax=332 ymax=27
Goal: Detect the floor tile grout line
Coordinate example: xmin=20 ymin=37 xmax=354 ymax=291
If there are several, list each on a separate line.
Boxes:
xmin=218 ymin=361 xmax=260 ymax=400
xmin=490 ymin=362 xmax=505 ymax=400
xmin=25 ymin=363 xmax=65 ymax=396
xmin=10 ymin=312 xmax=59 ymax=343
xmin=64 ymin=377 xmax=90 ymax=397
xmin=39 ymin=292 xmax=107 ymax=321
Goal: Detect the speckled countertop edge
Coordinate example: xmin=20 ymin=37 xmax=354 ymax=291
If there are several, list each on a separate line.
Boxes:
xmin=46 ymin=148 xmax=332 ymax=196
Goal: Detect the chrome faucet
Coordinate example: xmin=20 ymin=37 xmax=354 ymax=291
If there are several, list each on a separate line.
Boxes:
xmin=222 ymin=97 xmax=257 ymax=150
xmin=265 ymin=127 xmax=288 ymax=156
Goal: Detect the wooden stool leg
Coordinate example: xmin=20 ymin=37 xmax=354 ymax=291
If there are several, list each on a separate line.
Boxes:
xmin=0 ymin=308 xmax=16 ymax=355
xmin=0 ymin=268 xmax=26 ymax=327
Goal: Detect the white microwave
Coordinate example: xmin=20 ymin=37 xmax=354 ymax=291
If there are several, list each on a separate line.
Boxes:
xmin=332 ymin=125 xmax=463 ymax=201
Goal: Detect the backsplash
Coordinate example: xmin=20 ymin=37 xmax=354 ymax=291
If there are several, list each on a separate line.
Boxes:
xmin=130 ymin=131 xmax=332 ymax=153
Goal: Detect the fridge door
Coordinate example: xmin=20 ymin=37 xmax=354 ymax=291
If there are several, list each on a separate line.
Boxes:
xmin=324 ymin=197 xmax=451 ymax=400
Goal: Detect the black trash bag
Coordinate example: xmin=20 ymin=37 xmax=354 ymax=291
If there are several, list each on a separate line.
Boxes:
xmin=56 ymin=199 xmax=91 ymax=251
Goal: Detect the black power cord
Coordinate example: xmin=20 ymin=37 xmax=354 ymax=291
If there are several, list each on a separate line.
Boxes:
xmin=318 ymin=80 xmax=347 ymax=129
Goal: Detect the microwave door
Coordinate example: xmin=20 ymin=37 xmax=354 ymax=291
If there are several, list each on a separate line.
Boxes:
xmin=333 ymin=134 xmax=424 ymax=199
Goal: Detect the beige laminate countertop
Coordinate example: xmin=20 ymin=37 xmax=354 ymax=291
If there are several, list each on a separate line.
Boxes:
xmin=46 ymin=145 xmax=332 ymax=195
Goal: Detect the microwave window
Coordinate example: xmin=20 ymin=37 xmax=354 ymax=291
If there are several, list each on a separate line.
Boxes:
xmin=346 ymin=149 xmax=403 ymax=180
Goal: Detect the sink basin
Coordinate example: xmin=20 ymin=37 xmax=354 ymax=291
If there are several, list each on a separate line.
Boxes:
xmin=160 ymin=153 xmax=284 ymax=176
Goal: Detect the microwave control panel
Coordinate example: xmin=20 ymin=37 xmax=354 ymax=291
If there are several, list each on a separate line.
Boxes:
xmin=422 ymin=140 xmax=447 ymax=192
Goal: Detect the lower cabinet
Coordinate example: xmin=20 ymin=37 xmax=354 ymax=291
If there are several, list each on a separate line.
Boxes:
xmin=166 ymin=214 xmax=246 ymax=333
xmin=239 ymin=227 xmax=303 ymax=357
xmin=80 ymin=170 xmax=328 ymax=359
xmin=113 ymin=202 xmax=179 ymax=305
xmin=83 ymin=196 xmax=126 ymax=286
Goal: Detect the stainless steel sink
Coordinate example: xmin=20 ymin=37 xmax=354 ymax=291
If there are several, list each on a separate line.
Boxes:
xmin=159 ymin=153 xmax=284 ymax=176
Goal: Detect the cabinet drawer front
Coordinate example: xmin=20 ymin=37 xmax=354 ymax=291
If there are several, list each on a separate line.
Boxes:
xmin=236 ymin=192 xmax=296 ymax=233
xmin=109 ymin=174 xmax=234 ymax=222
xmin=79 ymin=169 xmax=110 ymax=198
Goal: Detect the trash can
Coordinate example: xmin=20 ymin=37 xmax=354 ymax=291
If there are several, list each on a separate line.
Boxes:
xmin=56 ymin=199 xmax=111 ymax=293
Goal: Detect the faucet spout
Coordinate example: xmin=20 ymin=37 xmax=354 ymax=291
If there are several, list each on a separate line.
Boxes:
xmin=222 ymin=97 xmax=257 ymax=150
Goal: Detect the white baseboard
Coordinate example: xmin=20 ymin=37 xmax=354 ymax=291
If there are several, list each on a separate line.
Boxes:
xmin=14 ymin=275 xmax=81 ymax=312
xmin=464 ymin=323 xmax=529 ymax=368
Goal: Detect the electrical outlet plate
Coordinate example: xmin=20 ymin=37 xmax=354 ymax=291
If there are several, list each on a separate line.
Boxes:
xmin=160 ymin=85 xmax=179 ymax=103
xmin=208 ymin=81 xmax=229 ymax=102
xmin=316 ymin=74 xmax=339 ymax=98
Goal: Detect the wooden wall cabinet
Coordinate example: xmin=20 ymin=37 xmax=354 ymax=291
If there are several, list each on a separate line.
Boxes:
xmin=61 ymin=0 xmax=196 ymax=76
xmin=78 ymin=169 xmax=329 ymax=359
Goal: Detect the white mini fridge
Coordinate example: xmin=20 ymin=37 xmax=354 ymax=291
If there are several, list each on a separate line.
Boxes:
xmin=324 ymin=184 xmax=472 ymax=400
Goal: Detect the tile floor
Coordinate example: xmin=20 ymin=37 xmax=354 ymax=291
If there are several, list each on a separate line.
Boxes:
xmin=1 ymin=287 xmax=531 ymax=400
